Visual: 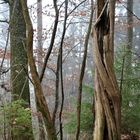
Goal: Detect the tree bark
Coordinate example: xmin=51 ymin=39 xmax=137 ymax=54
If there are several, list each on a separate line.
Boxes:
xmin=10 ymin=0 xmax=30 ymax=103
xmin=92 ymin=0 xmax=121 ymax=140
xmin=9 ymin=0 xmax=33 ymax=139
xmin=36 ymin=0 xmax=46 ymax=139
xmin=37 ymin=0 xmax=43 ymax=75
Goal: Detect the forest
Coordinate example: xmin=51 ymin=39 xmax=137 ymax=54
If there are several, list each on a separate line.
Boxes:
xmin=0 ymin=0 xmax=139 ymax=140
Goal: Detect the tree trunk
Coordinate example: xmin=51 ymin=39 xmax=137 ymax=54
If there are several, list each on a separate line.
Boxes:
xmin=121 ymin=0 xmax=133 ymax=133
xmin=10 ymin=0 xmax=33 ymax=139
xmin=123 ymin=0 xmax=133 ymax=98
xmin=36 ymin=0 xmax=46 ymax=139
xmin=92 ymin=0 xmax=121 ymax=140
xmin=20 ymin=1 xmax=57 ymax=139
xmin=76 ymin=1 xmax=94 ymax=139
xmin=124 ymin=0 xmax=133 ymax=78
xmin=10 ymin=0 xmax=30 ymax=102
xmin=37 ymin=0 xmax=43 ymax=75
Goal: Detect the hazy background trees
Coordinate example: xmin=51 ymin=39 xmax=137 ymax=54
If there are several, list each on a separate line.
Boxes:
xmin=0 ymin=0 xmax=139 ymax=140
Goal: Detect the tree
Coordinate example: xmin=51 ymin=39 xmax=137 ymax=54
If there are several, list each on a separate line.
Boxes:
xmin=121 ymin=0 xmax=140 ymax=135
xmin=9 ymin=0 xmax=33 ymax=139
xmin=36 ymin=0 xmax=46 ymax=139
xmin=37 ymin=0 xmax=43 ymax=75
xmin=20 ymin=0 xmax=57 ymax=139
xmin=92 ymin=0 xmax=121 ymax=139
xmin=123 ymin=0 xmax=133 ymax=90
xmin=76 ymin=0 xmax=94 ymax=139
xmin=121 ymin=0 xmax=133 ymax=113
xmin=10 ymin=0 xmax=30 ymax=103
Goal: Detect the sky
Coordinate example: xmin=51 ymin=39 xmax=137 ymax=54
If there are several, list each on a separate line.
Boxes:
xmin=0 ymin=0 xmax=54 ymax=48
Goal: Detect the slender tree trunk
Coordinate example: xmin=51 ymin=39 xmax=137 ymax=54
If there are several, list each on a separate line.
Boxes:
xmin=92 ymin=0 xmax=121 ymax=140
xmin=37 ymin=0 xmax=43 ymax=75
xmin=20 ymin=1 xmax=57 ymax=139
xmin=36 ymin=0 xmax=46 ymax=139
xmin=52 ymin=55 xmax=60 ymax=126
xmin=76 ymin=1 xmax=94 ymax=139
xmin=127 ymin=1 xmax=133 ymax=49
xmin=123 ymin=0 xmax=133 ymax=95
xmin=57 ymin=1 xmax=68 ymax=139
xmin=121 ymin=0 xmax=133 ymax=133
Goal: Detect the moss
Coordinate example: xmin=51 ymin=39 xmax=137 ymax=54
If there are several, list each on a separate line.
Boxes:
xmin=10 ymin=0 xmax=30 ymax=102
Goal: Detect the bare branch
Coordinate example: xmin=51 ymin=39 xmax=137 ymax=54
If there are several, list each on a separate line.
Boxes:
xmin=118 ymin=0 xmax=140 ymax=21
xmin=67 ymin=0 xmax=87 ymax=18
xmin=40 ymin=0 xmax=59 ymax=82
xmin=62 ymin=42 xmax=80 ymax=63
xmin=0 ymin=31 xmax=9 ymax=70
xmin=0 ymin=19 xmax=9 ymax=23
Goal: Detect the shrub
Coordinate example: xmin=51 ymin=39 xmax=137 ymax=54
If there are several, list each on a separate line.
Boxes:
xmin=0 ymin=99 xmax=33 ymax=139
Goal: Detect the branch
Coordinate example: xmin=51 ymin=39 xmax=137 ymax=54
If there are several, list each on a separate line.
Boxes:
xmin=39 ymin=0 xmax=59 ymax=82
xmin=22 ymin=64 xmax=34 ymax=85
xmin=67 ymin=0 xmax=87 ymax=18
xmin=0 ymin=19 xmax=9 ymax=23
xmin=0 ymin=31 xmax=9 ymax=70
xmin=62 ymin=42 xmax=80 ymax=63
xmin=118 ymin=0 xmax=140 ymax=21
xmin=0 ymin=1 xmax=18 ymax=72
xmin=0 ymin=0 xmax=9 ymax=4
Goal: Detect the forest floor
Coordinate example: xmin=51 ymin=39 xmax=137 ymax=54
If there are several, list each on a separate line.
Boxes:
xmin=121 ymin=134 xmax=140 ymax=140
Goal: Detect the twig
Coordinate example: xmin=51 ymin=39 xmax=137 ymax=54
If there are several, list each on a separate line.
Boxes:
xmin=0 ymin=19 xmax=9 ymax=23
xmin=67 ymin=0 xmax=87 ymax=18
xmin=118 ymin=0 xmax=140 ymax=21
xmin=0 ymin=31 xmax=9 ymax=70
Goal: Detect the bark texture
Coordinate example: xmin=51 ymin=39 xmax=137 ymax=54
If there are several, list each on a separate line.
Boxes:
xmin=10 ymin=0 xmax=32 ymax=139
xmin=37 ymin=0 xmax=43 ymax=75
xmin=92 ymin=0 xmax=121 ymax=140
xmin=10 ymin=0 xmax=30 ymax=102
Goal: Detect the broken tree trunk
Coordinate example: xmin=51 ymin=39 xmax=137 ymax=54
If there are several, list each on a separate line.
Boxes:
xmin=92 ymin=0 xmax=121 ymax=140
